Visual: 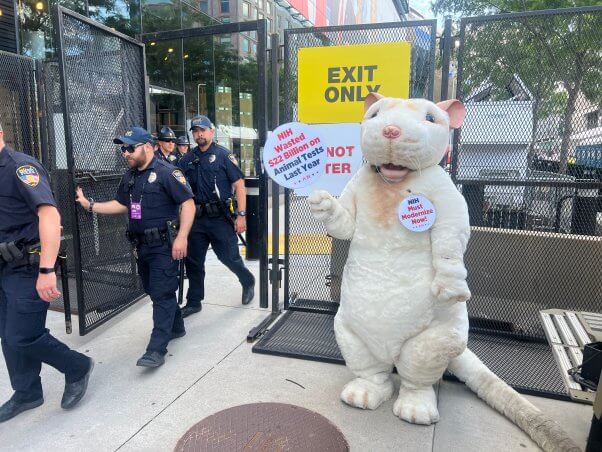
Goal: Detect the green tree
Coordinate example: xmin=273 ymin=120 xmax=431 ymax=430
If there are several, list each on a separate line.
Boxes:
xmin=433 ymin=0 xmax=602 ymax=173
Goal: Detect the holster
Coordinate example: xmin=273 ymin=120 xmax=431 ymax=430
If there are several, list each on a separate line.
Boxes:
xmin=0 ymin=241 xmax=42 ymax=267
xmin=166 ymin=220 xmax=179 ymax=247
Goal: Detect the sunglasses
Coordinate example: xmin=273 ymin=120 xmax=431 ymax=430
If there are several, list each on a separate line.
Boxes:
xmin=120 ymin=143 xmax=144 ymax=154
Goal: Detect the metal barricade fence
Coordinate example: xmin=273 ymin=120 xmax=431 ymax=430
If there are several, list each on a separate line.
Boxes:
xmin=282 ymin=20 xmax=438 ymax=310
xmin=454 ymin=7 xmax=602 ymax=340
xmin=54 ymin=6 xmax=148 ymax=334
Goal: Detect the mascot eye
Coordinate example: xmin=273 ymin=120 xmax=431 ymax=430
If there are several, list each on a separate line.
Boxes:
xmin=370 ymin=111 xmax=378 ymax=119
xmin=425 ymin=113 xmax=435 ymax=123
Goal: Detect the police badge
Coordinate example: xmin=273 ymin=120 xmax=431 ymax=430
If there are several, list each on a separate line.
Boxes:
xmin=148 ymin=172 xmax=157 ymax=183
xmin=228 ymin=154 xmax=239 ymax=166
xmin=172 ymin=169 xmax=187 ymax=185
xmin=16 ymin=165 xmax=40 ymax=187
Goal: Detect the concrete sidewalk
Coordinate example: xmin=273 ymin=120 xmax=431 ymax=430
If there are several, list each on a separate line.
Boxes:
xmin=0 ymin=254 xmax=594 ymax=451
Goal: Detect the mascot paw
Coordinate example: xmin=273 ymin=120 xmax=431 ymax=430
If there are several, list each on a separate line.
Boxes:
xmin=431 ymin=276 xmax=471 ymax=304
xmin=393 ymin=386 xmax=439 ymax=425
xmin=308 ymin=190 xmax=336 ymax=222
xmin=340 ymin=377 xmax=394 ymax=410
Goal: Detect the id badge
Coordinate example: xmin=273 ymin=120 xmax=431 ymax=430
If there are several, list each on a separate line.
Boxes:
xmin=130 ymin=202 xmax=142 ymax=220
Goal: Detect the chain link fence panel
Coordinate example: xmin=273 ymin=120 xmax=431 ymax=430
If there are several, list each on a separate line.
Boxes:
xmin=454 ymin=7 xmax=602 ymax=340
xmin=282 ymin=21 xmax=437 ymax=309
xmin=0 ymin=51 xmax=40 ymax=159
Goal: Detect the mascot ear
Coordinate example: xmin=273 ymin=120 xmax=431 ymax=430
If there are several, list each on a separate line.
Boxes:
xmin=364 ymin=92 xmax=384 ymax=113
xmin=436 ymin=99 xmax=466 ymax=129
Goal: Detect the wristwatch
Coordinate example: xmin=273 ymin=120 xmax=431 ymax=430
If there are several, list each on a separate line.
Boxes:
xmin=88 ymin=199 xmax=95 ymax=213
xmin=238 ymin=210 xmax=247 ymax=217
xmin=39 ymin=267 xmax=55 ymax=274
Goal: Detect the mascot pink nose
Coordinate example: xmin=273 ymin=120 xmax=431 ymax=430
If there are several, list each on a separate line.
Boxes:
xmin=382 ymin=125 xmax=401 ymax=139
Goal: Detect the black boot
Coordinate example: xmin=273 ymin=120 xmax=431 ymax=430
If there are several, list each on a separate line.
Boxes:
xmin=136 ymin=351 xmax=165 ymax=368
xmin=0 ymin=395 xmax=44 ymax=423
xmin=171 ymin=329 xmax=186 ymax=339
xmin=181 ymin=303 xmax=202 ymax=318
xmin=242 ymin=283 xmax=255 ymax=305
xmin=61 ymin=357 xmax=94 ymax=409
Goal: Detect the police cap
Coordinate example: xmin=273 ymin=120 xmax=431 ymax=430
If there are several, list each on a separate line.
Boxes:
xmin=189 ymin=115 xmax=214 ymax=131
xmin=176 ymin=135 xmax=190 ymax=145
xmin=113 ymin=127 xmax=154 ymax=146
xmin=157 ymin=126 xmax=177 ymax=142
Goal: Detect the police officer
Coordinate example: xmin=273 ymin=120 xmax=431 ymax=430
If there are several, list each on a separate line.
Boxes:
xmin=178 ymin=115 xmax=255 ymax=318
xmin=176 ymin=135 xmax=190 ymax=157
xmin=0 ymin=123 xmax=93 ymax=422
xmin=155 ymin=126 xmax=180 ymax=166
xmin=76 ymin=127 xmax=195 ymax=368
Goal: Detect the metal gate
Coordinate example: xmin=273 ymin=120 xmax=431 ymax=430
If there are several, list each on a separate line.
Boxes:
xmin=253 ymin=20 xmax=438 ymax=358
xmin=54 ymin=6 xmax=148 ymax=335
xmin=282 ymin=20 xmax=437 ymax=311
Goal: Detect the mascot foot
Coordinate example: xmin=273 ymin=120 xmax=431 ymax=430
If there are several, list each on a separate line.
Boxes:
xmin=340 ymin=377 xmax=394 ymax=410
xmin=393 ymin=385 xmax=439 ymax=425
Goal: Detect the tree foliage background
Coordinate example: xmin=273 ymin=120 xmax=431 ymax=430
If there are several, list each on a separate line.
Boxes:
xmin=433 ymin=0 xmax=602 ymax=173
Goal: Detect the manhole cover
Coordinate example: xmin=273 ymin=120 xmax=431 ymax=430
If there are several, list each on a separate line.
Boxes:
xmin=175 ymin=402 xmax=349 ymax=452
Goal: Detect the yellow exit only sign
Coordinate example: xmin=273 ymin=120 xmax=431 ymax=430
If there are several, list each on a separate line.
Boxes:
xmin=297 ymin=42 xmax=411 ymax=124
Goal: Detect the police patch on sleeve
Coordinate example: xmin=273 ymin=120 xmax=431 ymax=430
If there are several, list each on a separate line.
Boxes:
xmin=16 ymin=165 xmax=40 ymax=187
xmin=172 ymin=169 xmax=187 ymax=185
xmin=228 ymin=154 xmax=239 ymax=166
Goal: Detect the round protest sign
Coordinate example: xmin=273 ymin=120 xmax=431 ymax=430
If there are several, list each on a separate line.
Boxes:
xmin=263 ymin=122 xmax=326 ymax=189
xmin=398 ymin=194 xmax=436 ymax=232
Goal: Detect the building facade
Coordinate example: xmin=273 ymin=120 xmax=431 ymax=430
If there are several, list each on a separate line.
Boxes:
xmin=2 ymin=0 xmax=404 ymax=176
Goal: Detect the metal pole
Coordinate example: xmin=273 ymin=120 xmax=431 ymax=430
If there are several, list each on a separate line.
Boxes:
xmin=54 ymin=5 xmax=87 ymax=335
xmin=441 ymin=18 xmax=452 ymax=101
xmin=451 ymin=18 xmax=467 ymax=184
xmin=270 ymin=33 xmax=280 ymax=314
xmin=257 ymin=19 xmax=269 ymax=309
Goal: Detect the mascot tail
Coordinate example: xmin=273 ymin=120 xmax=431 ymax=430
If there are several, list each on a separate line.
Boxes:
xmin=448 ymin=349 xmax=582 ymax=452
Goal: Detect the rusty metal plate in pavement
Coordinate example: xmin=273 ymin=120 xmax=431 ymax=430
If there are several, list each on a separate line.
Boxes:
xmin=174 ymin=402 xmax=349 ymax=452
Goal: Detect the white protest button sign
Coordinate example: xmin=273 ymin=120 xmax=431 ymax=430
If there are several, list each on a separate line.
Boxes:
xmin=295 ymin=123 xmax=362 ymax=197
xmin=398 ymin=194 xmax=436 ymax=232
xmin=263 ymin=122 xmax=326 ymax=189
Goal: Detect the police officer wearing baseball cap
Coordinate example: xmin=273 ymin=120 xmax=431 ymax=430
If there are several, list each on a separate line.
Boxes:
xmin=76 ymin=127 xmax=196 ymax=368
xmin=178 ymin=115 xmax=255 ymax=318
xmin=0 ymin=122 xmax=93 ymax=422
xmin=155 ymin=126 xmax=181 ymax=166
xmin=176 ymin=135 xmax=190 ymax=156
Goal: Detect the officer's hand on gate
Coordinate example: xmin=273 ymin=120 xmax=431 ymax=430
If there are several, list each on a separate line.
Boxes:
xmin=235 ymin=216 xmax=246 ymax=234
xmin=37 ymin=273 xmax=61 ymax=302
xmin=172 ymin=236 xmax=188 ymax=260
xmin=75 ymin=186 xmax=89 ymax=210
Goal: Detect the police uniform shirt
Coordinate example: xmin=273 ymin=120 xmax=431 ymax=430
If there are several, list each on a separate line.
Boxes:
xmin=0 ymin=146 xmax=56 ymax=244
xmin=154 ymin=149 xmax=181 ymax=166
xmin=115 ymin=157 xmax=193 ymax=234
xmin=178 ymin=142 xmax=243 ymax=204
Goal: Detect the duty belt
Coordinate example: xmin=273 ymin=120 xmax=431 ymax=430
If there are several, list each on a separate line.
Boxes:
xmin=126 ymin=227 xmax=169 ymax=247
xmin=195 ymin=198 xmax=236 ymax=218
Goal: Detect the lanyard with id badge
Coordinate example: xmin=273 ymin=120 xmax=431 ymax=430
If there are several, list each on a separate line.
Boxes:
xmin=129 ymin=173 xmax=148 ymax=220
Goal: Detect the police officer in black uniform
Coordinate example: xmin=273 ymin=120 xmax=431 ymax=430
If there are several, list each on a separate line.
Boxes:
xmin=76 ymin=127 xmax=195 ymax=368
xmin=176 ymin=135 xmax=190 ymax=157
xmin=178 ymin=115 xmax=255 ymax=318
xmin=155 ymin=126 xmax=180 ymax=166
xmin=0 ymin=123 xmax=93 ymax=422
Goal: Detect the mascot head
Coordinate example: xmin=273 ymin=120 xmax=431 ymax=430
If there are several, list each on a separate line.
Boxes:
xmin=361 ymin=94 xmax=466 ymax=183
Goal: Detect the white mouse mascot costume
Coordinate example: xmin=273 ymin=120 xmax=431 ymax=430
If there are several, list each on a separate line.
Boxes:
xmin=308 ymin=93 xmax=580 ymax=452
